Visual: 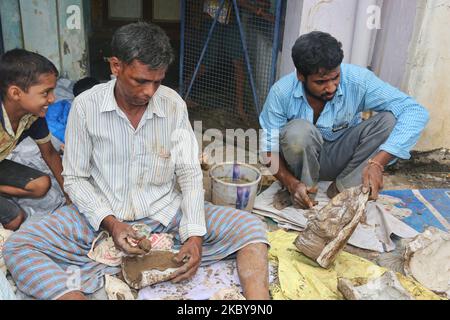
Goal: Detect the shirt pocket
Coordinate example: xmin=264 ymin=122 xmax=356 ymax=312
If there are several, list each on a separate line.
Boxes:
xmin=331 ymin=120 xmax=350 ymax=133
xmin=332 ymin=107 xmax=354 ymax=132
xmin=144 ymin=151 xmax=175 ymax=186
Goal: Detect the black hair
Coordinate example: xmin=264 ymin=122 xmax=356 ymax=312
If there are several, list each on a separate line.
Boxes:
xmin=291 ymin=31 xmax=344 ymax=77
xmin=111 ymin=22 xmax=174 ymax=69
xmin=0 ymin=49 xmax=59 ymax=98
xmin=73 ymin=77 xmax=100 ymax=97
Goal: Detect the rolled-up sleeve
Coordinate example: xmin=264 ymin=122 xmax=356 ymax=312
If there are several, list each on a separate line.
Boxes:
xmin=171 ymin=104 xmax=206 ymax=243
xmin=62 ymin=99 xmax=114 ymax=230
xmin=362 ymin=71 xmax=430 ymax=160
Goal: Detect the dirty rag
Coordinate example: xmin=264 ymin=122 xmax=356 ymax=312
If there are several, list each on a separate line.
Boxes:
xmin=105 ymin=275 xmax=135 ymax=300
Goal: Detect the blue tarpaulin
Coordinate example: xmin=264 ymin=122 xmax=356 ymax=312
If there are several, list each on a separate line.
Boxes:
xmin=381 ymin=189 xmax=450 ymax=233
xmin=45 ymin=99 xmax=71 ymax=144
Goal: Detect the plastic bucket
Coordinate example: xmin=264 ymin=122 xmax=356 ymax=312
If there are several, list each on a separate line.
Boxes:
xmin=209 ymin=163 xmax=262 ymax=212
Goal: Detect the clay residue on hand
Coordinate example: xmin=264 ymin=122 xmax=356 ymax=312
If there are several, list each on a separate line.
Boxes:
xmin=273 ymin=188 xmax=293 ymax=210
xmin=273 ymin=187 xmax=318 ymax=210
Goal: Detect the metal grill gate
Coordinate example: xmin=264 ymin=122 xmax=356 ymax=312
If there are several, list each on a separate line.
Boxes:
xmin=179 ymin=0 xmax=284 ymax=130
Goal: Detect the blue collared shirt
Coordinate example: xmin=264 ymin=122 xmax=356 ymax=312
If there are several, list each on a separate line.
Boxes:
xmin=259 ymin=63 xmax=429 ymax=159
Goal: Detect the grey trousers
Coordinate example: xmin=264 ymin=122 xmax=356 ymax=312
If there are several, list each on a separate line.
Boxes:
xmin=280 ymin=112 xmax=396 ymax=192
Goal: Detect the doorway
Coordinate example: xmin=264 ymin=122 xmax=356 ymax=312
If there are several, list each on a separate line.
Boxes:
xmin=87 ymin=0 xmax=181 ymax=89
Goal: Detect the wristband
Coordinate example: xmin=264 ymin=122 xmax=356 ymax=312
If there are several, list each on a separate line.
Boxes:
xmin=368 ymin=159 xmax=384 ymax=172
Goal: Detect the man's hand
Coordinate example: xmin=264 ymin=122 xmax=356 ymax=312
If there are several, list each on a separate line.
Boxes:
xmin=362 ymin=163 xmax=384 ymax=200
xmin=288 ymin=181 xmax=318 ymax=209
xmin=102 ymin=216 xmax=146 ymax=255
xmin=171 ymin=236 xmax=203 ymax=283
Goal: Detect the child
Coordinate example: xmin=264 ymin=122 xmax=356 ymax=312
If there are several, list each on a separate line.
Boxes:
xmin=0 ymin=49 xmax=69 ymax=231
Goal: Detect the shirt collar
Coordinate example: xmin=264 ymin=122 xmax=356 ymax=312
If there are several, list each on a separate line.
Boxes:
xmin=1 ymin=102 xmax=15 ymax=136
xmin=293 ymin=74 xmax=305 ymax=99
xmin=336 ymin=83 xmax=344 ymax=97
xmin=100 ymin=79 xmax=166 ymax=118
xmin=0 ymin=101 xmax=36 ymax=137
xmin=146 ymin=93 xmax=166 ymax=119
xmin=292 ymin=75 xmax=344 ymax=100
xmin=99 ymin=80 xmax=117 ymax=113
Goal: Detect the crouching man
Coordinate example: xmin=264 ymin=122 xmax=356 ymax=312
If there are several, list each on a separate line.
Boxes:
xmin=259 ymin=31 xmax=429 ymax=208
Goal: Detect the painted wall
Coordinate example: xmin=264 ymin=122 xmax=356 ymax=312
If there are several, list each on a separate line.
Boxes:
xmin=58 ymin=0 xmax=89 ymax=79
xmin=403 ymin=0 xmax=450 ymax=150
xmin=19 ymin=0 xmax=61 ymax=69
xmin=0 ymin=0 xmax=88 ymax=80
xmin=0 ymin=0 xmax=24 ymax=51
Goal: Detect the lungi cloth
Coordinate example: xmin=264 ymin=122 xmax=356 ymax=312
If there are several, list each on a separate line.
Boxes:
xmin=3 ymin=203 xmax=268 ymax=299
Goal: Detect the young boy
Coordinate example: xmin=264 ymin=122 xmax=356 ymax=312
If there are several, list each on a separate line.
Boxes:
xmin=0 ymin=49 xmax=69 ymax=231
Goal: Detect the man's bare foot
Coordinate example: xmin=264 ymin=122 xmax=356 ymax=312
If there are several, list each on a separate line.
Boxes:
xmin=326 ymin=181 xmax=340 ymax=199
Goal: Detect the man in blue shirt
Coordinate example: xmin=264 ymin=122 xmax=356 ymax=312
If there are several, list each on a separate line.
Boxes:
xmin=259 ymin=31 xmax=429 ymax=208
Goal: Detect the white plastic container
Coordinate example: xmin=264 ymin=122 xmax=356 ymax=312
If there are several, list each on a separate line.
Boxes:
xmin=209 ymin=163 xmax=262 ymax=212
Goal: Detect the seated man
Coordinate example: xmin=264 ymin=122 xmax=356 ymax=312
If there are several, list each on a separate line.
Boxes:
xmin=4 ymin=22 xmax=269 ymax=300
xmin=259 ymin=31 xmax=429 ymax=208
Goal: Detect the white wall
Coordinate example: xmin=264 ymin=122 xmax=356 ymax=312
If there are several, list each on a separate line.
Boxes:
xmin=371 ymin=0 xmax=418 ymax=89
xmin=279 ymin=0 xmax=304 ymax=77
xmin=279 ymin=0 xmax=380 ymax=77
xmin=403 ymin=0 xmax=450 ymax=150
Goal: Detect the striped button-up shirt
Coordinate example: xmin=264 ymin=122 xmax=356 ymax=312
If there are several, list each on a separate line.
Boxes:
xmin=259 ymin=63 xmax=429 ymax=159
xmin=63 ymin=80 xmax=206 ymax=242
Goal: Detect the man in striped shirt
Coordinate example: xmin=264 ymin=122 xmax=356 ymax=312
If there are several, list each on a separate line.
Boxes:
xmin=259 ymin=31 xmax=429 ymax=209
xmin=4 ymin=22 xmax=269 ymax=300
